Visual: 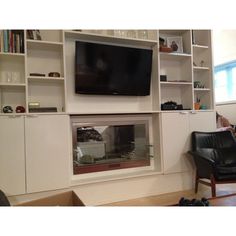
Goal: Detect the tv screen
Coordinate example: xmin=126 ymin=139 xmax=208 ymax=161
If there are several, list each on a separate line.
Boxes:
xmin=75 ymin=41 xmax=153 ymax=96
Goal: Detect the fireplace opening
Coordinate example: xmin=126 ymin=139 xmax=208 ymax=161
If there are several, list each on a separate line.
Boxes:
xmin=71 ymin=116 xmax=152 ymax=175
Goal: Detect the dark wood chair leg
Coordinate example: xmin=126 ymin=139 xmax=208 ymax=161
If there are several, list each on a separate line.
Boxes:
xmin=195 ymin=172 xmax=199 ymax=193
xmin=210 ymin=175 xmax=216 ymax=197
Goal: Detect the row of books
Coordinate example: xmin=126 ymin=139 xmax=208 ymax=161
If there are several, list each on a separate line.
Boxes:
xmin=0 ymin=30 xmax=24 ymax=54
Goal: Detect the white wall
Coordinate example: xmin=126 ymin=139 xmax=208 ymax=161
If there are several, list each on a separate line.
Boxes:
xmin=213 ymin=30 xmax=236 ymax=66
xmin=216 ymin=103 xmax=236 ymax=124
xmin=213 ymin=30 xmax=236 ymax=122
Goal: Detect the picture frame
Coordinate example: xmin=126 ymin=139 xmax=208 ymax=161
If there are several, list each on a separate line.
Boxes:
xmin=167 ymin=36 xmax=183 ymax=53
xmin=35 ymin=30 xmax=42 ymax=40
xmin=27 ymin=30 xmax=34 ymax=39
xmin=27 ymin=30 xmax=42 ymax=40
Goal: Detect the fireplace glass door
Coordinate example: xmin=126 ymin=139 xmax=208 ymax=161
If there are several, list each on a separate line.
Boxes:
xmin=72 ymin=120 xmax=151 ymax=174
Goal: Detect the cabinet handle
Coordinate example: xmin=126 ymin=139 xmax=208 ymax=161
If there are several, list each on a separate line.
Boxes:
xmin=179 ymin=111 xmax=188 ymax=115
xmin=26 ymin=114 xmax=39 ymax=118
xmin=8 ymin=115 xmax=22 ymax=118
xmin=190 ymin=111 xmax=197 ymax=114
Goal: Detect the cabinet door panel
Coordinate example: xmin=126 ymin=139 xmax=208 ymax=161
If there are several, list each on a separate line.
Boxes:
xmin=25 ymin=115 xmax=70 ymax=193
xmin=161 ymin=112 xmax=190 ymax=174
xmin=189 ymin=111 xmax=216 ymax=133
xmin=0 ymin=116 xmax=25 ymax=195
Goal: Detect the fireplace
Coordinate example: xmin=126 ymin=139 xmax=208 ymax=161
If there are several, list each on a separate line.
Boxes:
xmin=71 ymin=115 xmax=153 ymax=175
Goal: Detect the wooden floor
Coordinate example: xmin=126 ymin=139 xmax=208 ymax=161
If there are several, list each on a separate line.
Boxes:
xmin=103 ymin=183 xmax=236 ymax=206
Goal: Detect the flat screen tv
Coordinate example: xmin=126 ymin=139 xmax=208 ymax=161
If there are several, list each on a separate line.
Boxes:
xmin=75 ymin=41 xmax=153 ymax=96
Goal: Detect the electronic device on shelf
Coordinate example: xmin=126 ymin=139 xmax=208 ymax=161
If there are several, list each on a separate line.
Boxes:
xmin=75 ymin=41 xmax=153 ymax=96
xmin=29 ymin=107 xmax=57 ymax=113
xmin=161 ymin=101 xmax=183 ymax=110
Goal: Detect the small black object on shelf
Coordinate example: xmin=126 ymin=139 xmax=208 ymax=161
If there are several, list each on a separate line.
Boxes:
xmin=161 ymin=101 xmax=183 ymax=110
xmin=160 ymin=75 xmax=167 ymax=81
xmin=29 ymin=107 xmax=57 ymax=113
xmin=30 ymin=73 xmax=46 ymax=77
xmin=48 ymin=72 xmax=60 ymax=77
xmin=3 ymin=106 xmax=13 ymax=113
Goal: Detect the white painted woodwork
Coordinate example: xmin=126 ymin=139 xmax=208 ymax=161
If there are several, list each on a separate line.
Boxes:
xmin=161 ymin=112 xmax=190 ymax=174
xmin=161 ymin=111 xmax=216 ymax=174
xmin=0 ymin=30 xmax=216 ymax=204
xmin=25 ymin=115 xmax=70 ymax=193
xmin=0 ymin=116 xmax=26 ymax=195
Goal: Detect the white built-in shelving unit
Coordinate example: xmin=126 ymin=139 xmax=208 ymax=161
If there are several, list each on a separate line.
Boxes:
xmin=0 ymin=29 xmax=214 ymax=115
xmin=0 ymin=29 xmax=216 ymax=197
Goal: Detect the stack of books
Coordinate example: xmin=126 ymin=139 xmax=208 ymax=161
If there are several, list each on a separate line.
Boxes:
xmin=0 ymin=30 xmax=24 ymax=53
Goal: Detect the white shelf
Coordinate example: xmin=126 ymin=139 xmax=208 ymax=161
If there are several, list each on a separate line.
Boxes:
xmin=0 ymin=52 xmax=25 ymax=57
xmin=27 ymin=39 xmax=63 ymax=50
xmin=0 ymin=113 xmax=26 ymax=116
xmin=194 ymin=88 xmax=211 ymax=91
xmin=64 ymin=30 xmax=158 ymax=48
xmin=160 ymin=81 xmax=192 ymax=86
xmin=69 ymin=110 xmax=161 ymax=115
xmin=193 ymin=44 xmax=209 ymax=49
xmin=28 ymin=76 xmax=64 ymax=82
xmin=159 ymin=30 xmax=189 ymax=35
xmin=159 ymin=52 xmax=191 ymax=60
xmin=27 ymin=39 xmax=63 ymax=46
xmin=193 ymin=66 xmax=210 ymax=70
xmin=0 ymin=83 xmax=26 ymax=87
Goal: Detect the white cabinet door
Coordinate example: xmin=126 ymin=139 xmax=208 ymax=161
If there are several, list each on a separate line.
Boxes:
xmin=25 ymin=115 xmax=70 ymax=193
xmin=189 ymin=111 xmax=216 ymax=133
xmin=161 ymin=112 xmax=190 ymax=174
xmin=0 ymin=116 xmax=25 ymax=195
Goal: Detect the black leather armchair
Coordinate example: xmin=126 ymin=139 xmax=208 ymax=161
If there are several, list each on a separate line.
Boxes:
xmin=189 ymin=131 xmax=236 ymax=197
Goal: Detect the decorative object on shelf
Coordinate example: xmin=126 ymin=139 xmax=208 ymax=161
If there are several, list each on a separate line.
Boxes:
xmin=159 ymin=37 xmax=173 ymax=52
xmin=200 ymin=104 xmax=207 ymax=110
xmin=160 ymin=75 xmax=167 ymax=81
xmin=27 ymin=30 xmax=34 ymax=39
xmin=194 ymin=97 xmax=201 ymax=110
xmin=29 ymin=73 xmax=46 ymax=77
xmin=193 ymin=61 xmax=197 ymax=66
xmin=167 ymin=36 xmax=183 ymax=53
xmin=138 ymin=30 xmax=148 ymax=39
xmin=159 ymin=46 xmax=173 ymax=53
xmin=194 ymin=81 xmax=205 ymax=88
xmin=11 ymin=72 xmax=21 ymax=83
xmin=15 ymin=106 xmax=25 ymax=113
xmin=127 ymin=30 xmax=137 ymax=38
xmin=159 ymin=37 xmax=166 ymax=46
xmin=48 ymin=72 xmax=60 ymax=77
xmin=1 ymin=71 xmax=21 ymax=83
xmin=194 ymin=81 xmax=201 ymax=88
xmin=200 ymin=60 xmax=205 ymax=67
xmin=28 ymin=102 xmax=40 ymax=109
xmin=4 ymin=71 xmax=12 ymax=83
xmin=27 ymin=30 xmax=42 ymax=40
xmin=2 ymin=106 xmax=13 ymax=113
xmin=114 ymin=30 xmax=126 ymax=37
xmin=194 ymin=102 xmax=200 ymax=110
xmin=35 ymin=30 xmax=42 ymax=40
